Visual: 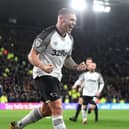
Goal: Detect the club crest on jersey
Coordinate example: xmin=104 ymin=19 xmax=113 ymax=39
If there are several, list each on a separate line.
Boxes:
xmin=35 ymin=38 xmax=42 ymax=47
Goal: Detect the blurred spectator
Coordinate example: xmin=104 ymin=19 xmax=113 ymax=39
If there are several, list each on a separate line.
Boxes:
xmin=0 ymin=84 xmax=3 ymax=97
xmin=0 ymin=20 xmax=129 ymax=103
xmin=0 ymin=92 xmax=8 ymax=103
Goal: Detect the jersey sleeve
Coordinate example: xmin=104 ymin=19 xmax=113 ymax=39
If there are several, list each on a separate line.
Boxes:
xmin=32 ymin=26 xmax=55 ymax=53
xmin=98 ymin=73 xmax=104 ymax=93
xmin=72 ymin=73 xmax=85 ymax=88
xmin=68 ymin=34 xmax=74 ymax=56
xmin=32 ymin=37 xmax=45 ymax=53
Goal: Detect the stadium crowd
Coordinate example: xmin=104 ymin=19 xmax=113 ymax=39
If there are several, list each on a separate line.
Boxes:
xmin=0 ymin=20 xmax=129 ymax=103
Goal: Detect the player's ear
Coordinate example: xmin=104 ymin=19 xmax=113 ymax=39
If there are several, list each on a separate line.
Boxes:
xmin=58 ymin=15 xmax=63 ymax=21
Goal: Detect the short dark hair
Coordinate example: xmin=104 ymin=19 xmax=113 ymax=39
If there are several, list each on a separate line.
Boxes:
xmin=86 ymin=57 xmax=93 ymax=61
xmin=58 ymin=8 xmax=75 ymax=16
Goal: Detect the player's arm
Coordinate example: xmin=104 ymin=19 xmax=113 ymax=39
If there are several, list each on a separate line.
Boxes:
xmin=64 ymin=55 xmax=86 ymax=71
xmin=28 ymin=36 xmax=54 ymax=73
xmin=96 ymin=74 xmax=104 ymax=96
xmin=72 ymin=80 xmax=82 ymax=89
xmin=72 ymin=74 xmax=84 ymax=89
xmin=28 ymin=48 xmax=54 ymax=73
xmin=64 ymin=34 xmax=86 ymax=71
xmin=28 ymin=47 xmax=43 ymax=68
xmin=78 ymin=81 xmax=84 ymax=92
xmin=64 ymin=55 xmax=78 ymax=70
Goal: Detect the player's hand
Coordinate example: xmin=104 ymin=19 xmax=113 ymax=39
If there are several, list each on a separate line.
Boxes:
xmin=77 ymin=61 xmax=86 ymax=71
xmin=95 ymin=92 xmax=100 ymax=97
xmin=72 ymin=85 xmax=76 ymax=89
xmin=72 ymin=84 xmax=78 ymax=90
xmin=41 ymin=64 xmax=54 ymax=73
xmin=78 ymin=87 xmax=82 ymax=92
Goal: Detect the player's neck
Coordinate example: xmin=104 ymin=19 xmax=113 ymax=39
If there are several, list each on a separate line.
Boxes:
xmin=56 ymin=24 xmax=66 ymax=37
xmin=89 ymin=70 xmax=95 ymax=73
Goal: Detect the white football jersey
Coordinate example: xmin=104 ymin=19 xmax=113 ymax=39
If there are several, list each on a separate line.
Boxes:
xmin=32 ymin=26 xmax=73 ymax=81
xmin=74 ymin=71 xmax=104 ymax=96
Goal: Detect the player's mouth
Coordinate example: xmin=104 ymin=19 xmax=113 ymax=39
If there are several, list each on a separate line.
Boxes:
xmin=68 ymin=25 xmax=74 ymax=31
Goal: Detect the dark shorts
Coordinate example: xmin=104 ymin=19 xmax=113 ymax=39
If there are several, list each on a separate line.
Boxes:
xmin=34 ymin=75 xmax=62 ymax=103
xmin=89 ymin=100 xmax=96 ymax=105
xmin=82 ymin=96 xmax=93 ymax=105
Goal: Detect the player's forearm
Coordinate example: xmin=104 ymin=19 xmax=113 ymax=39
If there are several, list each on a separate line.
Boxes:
xmin=28 ymin=54 xmax=43 ymax=69
xmin=72 ymin=80 xmax=81 ymax=88
xmin=64 ymin=56 xmax=78 ymax=70
xmin=98 ymin=84 xmax=104 ymax=93
xmin=28 ymin=49 xmax=44 ymax=70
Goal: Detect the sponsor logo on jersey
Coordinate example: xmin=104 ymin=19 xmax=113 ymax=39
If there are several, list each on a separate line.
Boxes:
xmin=51 ymin=49 xmax=68 ymax=56
xmin=87 ymin=79 xmax=97 ymax=82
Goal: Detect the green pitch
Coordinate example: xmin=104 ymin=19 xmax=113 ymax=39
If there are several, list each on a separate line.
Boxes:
xmin=0 ymin=110 xmax=129 ymax=129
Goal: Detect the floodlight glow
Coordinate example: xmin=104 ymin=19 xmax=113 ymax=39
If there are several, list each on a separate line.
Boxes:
xmin=104 ymin=6 xmax=111 ymax=13
xmin=94 ymin=0 xmax=104 ymax=5
xmin=94 ymin=0 xmax=110 ymax=5
xmin=71 ymin=0 xmax=87 ymax=11
xmin=93 ymin=4 xmax=104 ymax=12
xmin=105 ymin=2 xmax=110 ymax=6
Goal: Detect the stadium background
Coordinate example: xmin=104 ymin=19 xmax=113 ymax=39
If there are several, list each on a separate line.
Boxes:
xmin=0 ymin=0 xmax=129 ymax=129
